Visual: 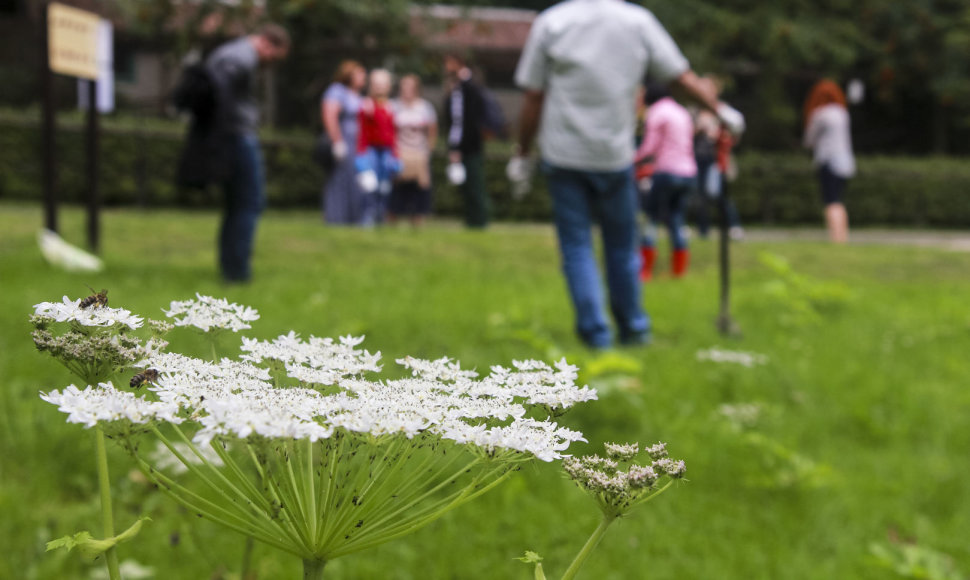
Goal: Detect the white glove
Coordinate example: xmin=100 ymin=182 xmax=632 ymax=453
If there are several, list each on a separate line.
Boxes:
xmin=506 ymin=155 xmax=535 ymax=200
xmin=356 ymin=169 xmax=378 ymax=193
xmin=446 ymin=162 xmax=466 ymax=186
xmin=716 ymin=103 xmax=745 ymax=137
xmin=332 ymin=140 xmax=348 ymax=161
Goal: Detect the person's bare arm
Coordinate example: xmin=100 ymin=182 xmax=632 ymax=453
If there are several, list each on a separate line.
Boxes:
xmin=673 ymin=70 xmax=745 ymax=136
xmin=428 ymin=120 xmax=438 ymax=152
xmin=322 ymin=100 xmax=342 ymax=144
xmin=671 ymin=70 xmax=719 ymax=113
xmin=516 ymin=89 xmax=545 ymax=156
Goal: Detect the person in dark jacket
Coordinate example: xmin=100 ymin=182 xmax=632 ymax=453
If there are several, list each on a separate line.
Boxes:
xmin=442 ymin=53 xmax=490 ymax=228
xmin=203 ymin=24 xmax=288 ymax=283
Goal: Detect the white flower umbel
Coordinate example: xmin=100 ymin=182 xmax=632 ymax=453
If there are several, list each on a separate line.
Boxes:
xmin=695 ymin=347 xmax=768 ymax=367
xmin=164 ymin=294 xmax=260 ymax=333
xmin=38 ymin=298 xmax=596 ymax=579
xmin=34 ymin=296 xmax=143 ymax=330
xmin=40 ymin=382 xmax=182 ymax=429
xmin=242 ymin=332 xmax=381 ymax=384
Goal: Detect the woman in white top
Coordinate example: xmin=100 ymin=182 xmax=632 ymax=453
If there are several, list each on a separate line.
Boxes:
xmin=803 ymin=79 xmax=856 ymax=243
xmin=389 ymin=74 xmax=438 ymax=227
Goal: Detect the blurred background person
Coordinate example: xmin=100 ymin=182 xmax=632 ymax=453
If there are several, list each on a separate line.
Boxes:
xmin=321 ymin=60 xmax=367 ymax=226
xmin=803 ymin=79 xmax=856 ymax=243
xmin=355 ymin=69 xmax=401 ymax=226
xmin=390 ymin=74 xmax=438 ymax=228
xmin=205 ymin=23 xmax=289 ymax=283
xmin=509 ymin=0 xmax=744 ymax=348
xmin=635 ymin=83 xmax=698 ymax=280
xmin=443 ymin=53 xmax=490 ymax=229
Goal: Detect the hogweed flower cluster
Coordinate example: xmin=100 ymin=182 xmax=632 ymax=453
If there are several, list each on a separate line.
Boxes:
xmin=695 ymin=347 xmax=768 ymax=368
xmin=34 ymin=293 xmax=598 ymax=579
xmin=164 ymin=294 xmax=260 ymax=333
xmin=563 ymin=441 xmax=685 ymax=518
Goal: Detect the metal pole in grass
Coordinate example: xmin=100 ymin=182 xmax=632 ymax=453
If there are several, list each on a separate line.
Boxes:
xmin=85 ymin=77 xmax=101 ymax=253
xmin=716 ymin=181 xmax=740 ymax=336
xmin=40 ymin=1 xmax=58 ymax=233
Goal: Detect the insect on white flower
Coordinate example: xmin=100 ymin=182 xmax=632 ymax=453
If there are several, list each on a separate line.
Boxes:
xmin=34 ymin=296 xmax=143 ymax=330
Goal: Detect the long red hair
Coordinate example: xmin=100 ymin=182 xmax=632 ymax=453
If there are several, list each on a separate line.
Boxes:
xmin=803 ymin=80 xmax=847 ymax=129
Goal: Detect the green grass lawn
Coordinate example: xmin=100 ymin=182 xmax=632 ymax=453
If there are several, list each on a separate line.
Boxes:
xmin=2 ymin=202 xmax=969 ymax=579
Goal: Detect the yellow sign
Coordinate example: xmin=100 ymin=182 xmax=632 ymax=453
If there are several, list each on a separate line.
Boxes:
xmin=48 ymin=2 xmax=101 ymax=80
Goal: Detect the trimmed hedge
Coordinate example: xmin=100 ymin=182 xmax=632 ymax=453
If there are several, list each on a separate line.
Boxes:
xmin=2 ymin=117 xmax=969 ymax=227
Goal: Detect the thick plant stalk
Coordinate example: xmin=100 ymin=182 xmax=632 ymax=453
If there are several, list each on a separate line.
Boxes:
xmin=95 ymin=427 xmax=121 ymax=580
xmin=559 ymin=514 xmax=617 ymax=580
xmin=303 ymin=558 xmax=326 ymax=580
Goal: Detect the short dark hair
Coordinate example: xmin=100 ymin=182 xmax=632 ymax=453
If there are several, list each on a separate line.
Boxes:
xmin=644 ymin=81 xmax=671 ymax=105
xmin=259 ymin=23 xmax=290 ymax=49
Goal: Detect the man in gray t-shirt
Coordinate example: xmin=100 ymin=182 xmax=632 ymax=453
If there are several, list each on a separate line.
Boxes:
xmin=203 ymin=25 xmax=289 ymax=283
xmin=508 ymin=0 xmax=743 ymax=348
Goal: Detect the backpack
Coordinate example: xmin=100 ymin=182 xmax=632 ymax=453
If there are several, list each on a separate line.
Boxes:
xmin=481 ymin=89 xmax=508 ymax=140
xmin=171 ymin=62 xmax=217 ymax=121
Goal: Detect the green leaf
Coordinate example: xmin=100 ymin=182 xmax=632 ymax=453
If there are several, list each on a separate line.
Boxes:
xmin=45 ymin=517 xmax=151 ymax=562
xmin=515 ymin=551 xmax=547 ymax=580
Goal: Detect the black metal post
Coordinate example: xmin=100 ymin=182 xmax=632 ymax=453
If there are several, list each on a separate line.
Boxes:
xmin=86 ymin=78 xmax=100 ymax=253
xmin=716 ymin=183 xmax=739 ymax=336
xmin=40 ymin=1 xmax=57 ymax=233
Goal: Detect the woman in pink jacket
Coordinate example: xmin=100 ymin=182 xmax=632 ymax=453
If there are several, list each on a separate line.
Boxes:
xmin=635 ymin=83 xmax=697 ymax=280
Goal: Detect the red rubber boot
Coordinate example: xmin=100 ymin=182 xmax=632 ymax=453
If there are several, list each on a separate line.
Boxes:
xmin=640 ymin=246 xmax=657 ymax=282
xmin=671 ymin=248 xmax=690 ymax=278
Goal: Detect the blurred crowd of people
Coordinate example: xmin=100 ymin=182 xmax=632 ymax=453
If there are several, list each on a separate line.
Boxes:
xmin=177 ymin=0 xmax=855 ymax=349
xmin=319 ymin=54 xmax=498 ymax=230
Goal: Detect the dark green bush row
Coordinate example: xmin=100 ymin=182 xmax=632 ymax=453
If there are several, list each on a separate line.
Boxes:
xmin=2 ymin=118 xmax=969 ymax=226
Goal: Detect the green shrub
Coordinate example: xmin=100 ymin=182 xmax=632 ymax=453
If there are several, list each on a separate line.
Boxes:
xmin=3 ymin=114 xmax=970 ymax=227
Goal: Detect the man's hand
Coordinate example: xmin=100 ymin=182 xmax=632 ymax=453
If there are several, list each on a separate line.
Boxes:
xmin=506 ymin=155 xmax=535 ymax=200
xmin=332 ymin=140 xmax=348 ymax=161
xmin=717 ymin=103 xmax=746 ymax=137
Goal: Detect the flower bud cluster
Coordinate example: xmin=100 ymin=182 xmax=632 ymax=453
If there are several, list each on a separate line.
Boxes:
xmin=563 ymin=442 xmax=685 ymax=516
xmin=32 ymin=297 xmax=168 ymax=384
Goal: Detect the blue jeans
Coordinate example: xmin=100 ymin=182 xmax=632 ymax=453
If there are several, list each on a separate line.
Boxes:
xmin=219 ymin=134 xmax=265 ymax=282
xmin=355 ymin=147 xmax=401 ymax=225
xmin=543 ymin=162 xmax=650 ymax=348
xmin=642 ymin=172 xmax=694 ymax=250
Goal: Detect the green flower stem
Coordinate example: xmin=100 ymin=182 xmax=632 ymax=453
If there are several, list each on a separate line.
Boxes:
xmin=560 ymin=513 xmax=618 ymax=580
xmin=305 ymin=439 xmax=318 ymax=546
xmin=632 ymin=479 xmax=675 ymax=510
xmin=332 ymin=465 xmax=516 ymax=558
xmin=303 ymin=558 xmax=326 ymax=580
xmin=135 ymin=432 xmax=306 ymax=553
xmin=322 ymin=452 xmax=470 ymax=551
xmin=95 ymin=427 xmax=121 ymax=580
xmin=160 ymin=427 xmax=302 ymax=547
xmin=130 ymin=452 xmax=300 ymax=555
